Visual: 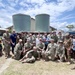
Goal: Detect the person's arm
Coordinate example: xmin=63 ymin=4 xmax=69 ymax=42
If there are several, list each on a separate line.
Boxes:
xmin=3 ymin=33 xmax=10 ymax=44
xmin=42 ymin=43 xmax=45 ymax=50
xmin=62 ymin=47 xmax=65 ymax=57
xmin=37 ymin=46 xmax=42 ymax=51
xmin=10 ymin=38 xmax=15 ymax=45
xmin=23 ymin=45 xmax=32 ymax=53
xmin=25 ymin=50 xmax=33 ymax=58
xmin=46 ymin=44 xmax=49 ymax=52
xmin=55 ymin=45 xmax=59 ymax=57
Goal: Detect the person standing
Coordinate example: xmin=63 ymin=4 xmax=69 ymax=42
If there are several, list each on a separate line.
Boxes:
xmin=64 ymin=33 xmax=73 ymax=64
xmin=43 ymin=33 xmax=50 ymax=50
xmin=51 ymin=31 xmax=58 ymax=43
xmin=57 ymin=32 xmax=64 ymax=41
xmin=3 ymin=29 xmax=11 ymax=58
xmin=10 ymin=30 xmax=17 ymax=54
xmin=36 ymin=35 xmax=40 ymax=46
xmin=72 ymin=35 xmax=75 ymax=59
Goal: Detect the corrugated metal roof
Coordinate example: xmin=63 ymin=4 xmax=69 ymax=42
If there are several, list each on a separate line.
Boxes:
xmin=0 ymin=28 xmax=6 ymax=31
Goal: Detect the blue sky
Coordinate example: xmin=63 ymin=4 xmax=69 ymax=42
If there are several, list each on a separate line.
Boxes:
xmin=0 ymin=0 xmax=75 ymax=31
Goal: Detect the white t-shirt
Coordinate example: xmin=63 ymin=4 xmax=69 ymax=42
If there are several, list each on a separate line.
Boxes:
xmin=36 ymin=38 xmax=40 ymax=46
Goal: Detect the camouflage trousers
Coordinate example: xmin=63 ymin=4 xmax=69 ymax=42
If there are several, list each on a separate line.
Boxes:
xmin=44 ymin=51 xmax=56 ymax=61
xmin=4 ymin=45 xmax=10 ymax=57
xmin=22 ymin=56 xmax=35 ymax=63
xmin=66 ymin=50 xmax=71 ymax=62
xmin=57 ymin=54 xmax=65 ymax=62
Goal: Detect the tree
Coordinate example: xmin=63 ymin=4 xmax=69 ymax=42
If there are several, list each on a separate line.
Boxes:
xmin=66 ymin=25 xmax=74 ymax=31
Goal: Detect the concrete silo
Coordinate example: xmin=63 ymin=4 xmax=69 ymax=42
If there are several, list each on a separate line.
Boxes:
xmin=31 ymin=18 xmax=35 ymax=32
xmin=12 ymin=14 xmax=31 ymax=32
xmin=35 ymin=14 xmax=50 ymax=32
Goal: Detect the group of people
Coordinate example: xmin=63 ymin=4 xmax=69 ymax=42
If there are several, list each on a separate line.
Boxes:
xmin=0 ymin=29 xmax=75 ymax=65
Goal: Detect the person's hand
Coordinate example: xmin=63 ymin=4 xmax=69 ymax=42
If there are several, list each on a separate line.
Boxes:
xmin=12 ymin=43 xmax=15 ymax=45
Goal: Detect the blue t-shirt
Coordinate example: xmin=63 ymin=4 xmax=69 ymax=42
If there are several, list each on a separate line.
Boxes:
xmin=10 ymin=33 xmax=17 ymax=43
xmin=43 ymin=37 xmax=50 ymax=45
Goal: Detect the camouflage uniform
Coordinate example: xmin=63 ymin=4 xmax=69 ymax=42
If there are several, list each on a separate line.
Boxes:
xmin=45 ymin=43 xmax=57 ymax=61
xmin=27 ymin=34 xmax=33 ymax=44
xmin=64 ymin=38 xmax=72 ymax=63
xmin=14 ymin=42 xmax=23 ymax=60
xmin=51 ymin=32 xmax=58 ymax=43
xmin=23 ymin=42 xmax=32 ymax=55
xmin=3 ymin=32 xmax=10 ymax=57
xmin=56 ymin=44 xmax=65 ymax=62
xmin=20 ymin=47 xmax=39 ymax=63
xmin=37 ymin=42 xmax=45 ymax=59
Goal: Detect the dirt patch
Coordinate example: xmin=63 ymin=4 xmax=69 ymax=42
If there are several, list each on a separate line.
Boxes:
xmin=0 ymin=58 xmax=13 ymax=75
xmin=0 ymin=55 xmax=6 ymax=68
xmin=1 ymin=60 xmax=75 ymax=75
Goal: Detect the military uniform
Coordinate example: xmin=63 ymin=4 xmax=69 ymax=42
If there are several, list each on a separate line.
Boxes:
xmin=64 ymin=38 xmax=72 ymax=63
xmin=51 ymin=35 xmax=58 ymax=43
xmin=56 ymin=44 xmax=65 ymax=62
xmin=14 ymin=43 xmax=23 ymax=60
xmin=45 ymin=43 xmax=57 ymax=61
xmin=23 ymin=42 xmax=32 ymax=55
xmin=37 ymin=42 xmax=45 ymax=59
xmin=37 ymin=42 xmax=45 ymax=51
xmin=3 ymin=32 xmax=10 ymax=57
xmin=21 ymin=49 xmax=39 ymax=63
xmin=27 ymin=34 xmax=33 ymax=44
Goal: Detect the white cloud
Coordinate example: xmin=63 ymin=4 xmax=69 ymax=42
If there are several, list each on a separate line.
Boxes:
xmin=50 ymin=21 xmax=75 ymax=31
xmin=0 ymin=17 xmax=12 ymax=28
xmin=57 ymin=16 xmax=75 ymax=22
xmin=20 ymin=0 xmax=45 ymax=4
xmin=0 ymin=0 xmax=75 ymax=31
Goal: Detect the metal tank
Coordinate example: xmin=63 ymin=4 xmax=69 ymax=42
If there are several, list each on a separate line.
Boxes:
xmin=31 ymin=18 xmax=35 ymax=32
xmin=12 ymin=14 xmax=31 ymax=32
xmin=35 ymin=14 xmax=50 ymax=32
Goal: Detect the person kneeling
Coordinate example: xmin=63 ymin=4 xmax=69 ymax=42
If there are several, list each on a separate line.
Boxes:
xmin=14 ymin=39 xmax=23 ymax=60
